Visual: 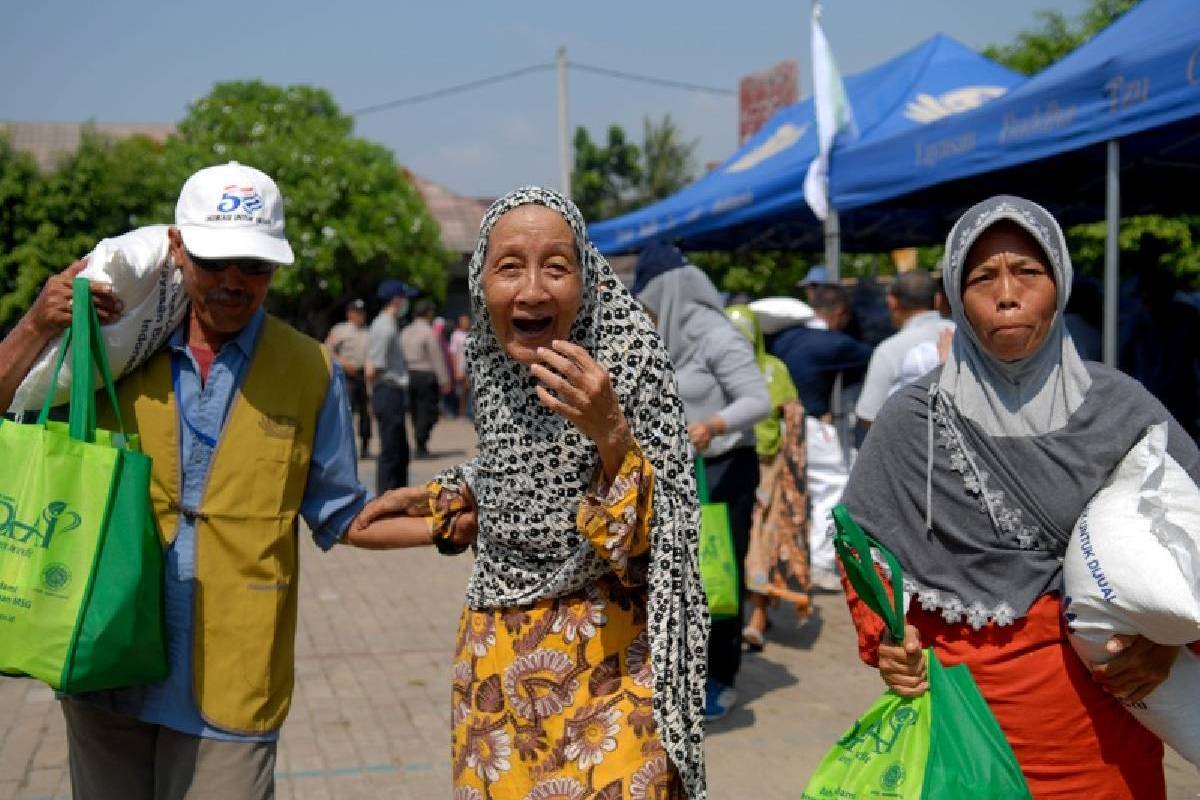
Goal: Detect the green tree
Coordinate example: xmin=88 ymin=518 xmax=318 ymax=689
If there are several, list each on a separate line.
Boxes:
xmin=0 ymin=129 xmax=170 ymax=326
xmin=639 ymin=114 xmax=697 ymax=205
xmin=571 ymin=125 xmax=642 ymax=222
xmin=163 ymin=81 xmax=448 ymax=331
xmin=984 ymin=0 xmax=1138 ymax=75
xmin=0 ymin=81 xmax=450 ymax=334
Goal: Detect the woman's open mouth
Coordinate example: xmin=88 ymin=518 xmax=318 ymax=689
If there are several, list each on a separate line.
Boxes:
xmin=512 ymin=316 xmax=554 ymax=340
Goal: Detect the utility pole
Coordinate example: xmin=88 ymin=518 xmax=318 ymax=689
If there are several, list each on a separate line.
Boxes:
xmin=556 ymin=46 xmax=571 ymax=199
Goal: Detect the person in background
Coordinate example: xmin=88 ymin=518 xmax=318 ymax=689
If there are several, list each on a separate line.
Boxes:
xmin=855 ymin=270 xmax=943 ymax=430
xmin=633 ymin=242 xmax=770 ymax=722
xmin=325 ymin=298 xmax=372 ymax=456
xmin=796 ymin=264 xmax=828 ymax=306
xmin=401 ymin=299 xmax=451 ymax=458
xmin=367 ymin=279 xmax=414 ymax=492
xmin=448 ymin=313 xmax=471 ymax=418
xmin=1064 ymin=274 xmax=1103 ymax=362
xmin=769 ymin=283 xmax=872 ymax=591
xmin=1122 ymin=242 xmax=1200 ymax=439
xmin=843 ymin=195 xmax=1195 ymax=799
xmin=726 ymin=305 xmax=810 ymax=651
xmin=432 ymin=316 xmax=456 ymax=417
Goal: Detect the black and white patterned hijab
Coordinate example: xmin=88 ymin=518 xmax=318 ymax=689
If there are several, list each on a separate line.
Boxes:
xmin=440 ymin=186 xmax=708 ymax=797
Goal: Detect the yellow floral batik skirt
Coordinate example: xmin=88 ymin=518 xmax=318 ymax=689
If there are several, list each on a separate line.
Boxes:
xmin=450 ymin=575 xmax=684 ymax=800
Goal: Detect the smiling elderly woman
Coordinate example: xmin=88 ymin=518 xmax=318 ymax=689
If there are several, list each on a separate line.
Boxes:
xmin=355 ymin=187 xmax=708 ymax=799
xmin=838 ymin=196 xmax=1200 ymax=799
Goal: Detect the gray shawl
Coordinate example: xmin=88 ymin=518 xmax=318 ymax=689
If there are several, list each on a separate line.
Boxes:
xmin=638 ymin=265 xmax=730 ymax=370
xmin=441 ymin=187 xmax=708 ymax=797
xmin=842 ymin=195 xmax=1200 ymax=628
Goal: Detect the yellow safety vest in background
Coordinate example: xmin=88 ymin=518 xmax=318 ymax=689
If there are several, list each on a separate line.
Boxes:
xmin=104 ymin=315 xmax=331 ymax=734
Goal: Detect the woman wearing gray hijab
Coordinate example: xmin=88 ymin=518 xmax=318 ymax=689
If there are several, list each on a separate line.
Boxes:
xmin=633 ymin=244 xmax=771 ymax=722
xmin=839 ymin=196 xmax=1200 ymax=798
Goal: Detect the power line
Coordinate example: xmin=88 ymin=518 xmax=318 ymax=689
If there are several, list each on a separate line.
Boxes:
xmin=568 ymin=62 xmax=734 ymax=96
xmin=351 ymin=63 xmax=554 ymax=116
xmin=351 ymin=60 xmax=735 ymax=117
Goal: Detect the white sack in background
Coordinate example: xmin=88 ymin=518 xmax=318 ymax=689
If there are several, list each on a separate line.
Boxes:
xmin=748 ymin=297 xmax=815 ymax=334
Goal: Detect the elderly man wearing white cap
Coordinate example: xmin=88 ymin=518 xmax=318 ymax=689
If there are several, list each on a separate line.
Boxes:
xmin=0 ymin=162 xmax=385 ymax=799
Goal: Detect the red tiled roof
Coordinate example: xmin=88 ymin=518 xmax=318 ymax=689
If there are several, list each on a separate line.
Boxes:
xmin=1 ymin=121 xmax=173 ymax=171
xmin=402 ymin=169 xmax=489 ymax=255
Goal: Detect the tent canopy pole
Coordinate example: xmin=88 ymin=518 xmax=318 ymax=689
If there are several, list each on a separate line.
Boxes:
xmin=1103 ymin=139 xmax=1120 ymax=368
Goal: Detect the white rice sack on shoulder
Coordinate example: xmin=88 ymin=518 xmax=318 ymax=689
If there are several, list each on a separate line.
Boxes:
xmin=748 ymin=296 xmax=814 ymax=334
xmin=8 ymin=225 xmax=189 ymax=414
xmin=1064 ymin=421 xmax=1200 ymax=766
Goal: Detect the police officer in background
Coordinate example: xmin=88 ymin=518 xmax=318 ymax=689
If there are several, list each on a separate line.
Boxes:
xmin=325 ymin=298 xmax=372 ymax=456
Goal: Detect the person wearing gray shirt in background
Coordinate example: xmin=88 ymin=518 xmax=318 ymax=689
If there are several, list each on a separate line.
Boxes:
xmin=633 ymin=243 xmax=770 ymax=723
xmin=400 ymin=299 xmax=450 ymax=458
xmin=367 ymin=280 xmax=413 ymax=493
xmin=855 ymin=270 xmax=944 ymax=428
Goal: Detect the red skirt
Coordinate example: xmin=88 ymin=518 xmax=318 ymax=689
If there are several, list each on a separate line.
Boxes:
xmin=846 ymin=590 xmax=1165 ymax=799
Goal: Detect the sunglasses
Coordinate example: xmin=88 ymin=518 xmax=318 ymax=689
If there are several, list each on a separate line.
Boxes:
xmin=187 ymin=251 xmax=277 ymax=277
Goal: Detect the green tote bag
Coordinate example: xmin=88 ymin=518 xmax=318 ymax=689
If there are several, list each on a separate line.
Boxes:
xmin=0 ymin=278 xmax=166 ymax=692
xmin=695 ymin=456 xmax=738 ymax=620
xmin=801 ymin=505 xmax=1031 ymax=800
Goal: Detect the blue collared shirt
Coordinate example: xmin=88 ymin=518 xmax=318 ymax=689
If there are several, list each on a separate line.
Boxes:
xmin=135 ymin=309 xmax=370 ymax=741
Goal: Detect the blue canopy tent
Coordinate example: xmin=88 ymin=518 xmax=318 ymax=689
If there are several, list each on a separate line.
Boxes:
xmin=827 ymin=0 xmax=1200 ymax=364
xmin=588 ymin=34 xmax=1022 ymax=255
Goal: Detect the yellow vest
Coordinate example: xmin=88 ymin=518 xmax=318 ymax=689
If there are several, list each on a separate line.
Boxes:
xmin=103 ymin=316 xmax=331 ymax=734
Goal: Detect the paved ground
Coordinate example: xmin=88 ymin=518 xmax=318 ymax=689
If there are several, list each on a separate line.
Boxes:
xmin=1 ymin=416 xmax=1198 ymax=798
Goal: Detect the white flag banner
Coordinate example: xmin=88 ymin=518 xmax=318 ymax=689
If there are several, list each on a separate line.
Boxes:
xmin=803 ymin=2 xmax=857 ymax=220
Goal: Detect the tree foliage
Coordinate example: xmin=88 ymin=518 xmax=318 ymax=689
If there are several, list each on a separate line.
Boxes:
xmin=572 ymin=115 xmax=698 ymax=223
xmin=0 ymin=81 xmax=449 ymax=333
xmin=984 ymin=0 xmax=1139 ymax=75
xmin=639 ymin=115 xmax=697 ymax=205
xmin=571 ymin=125 xmax=642 ymax=223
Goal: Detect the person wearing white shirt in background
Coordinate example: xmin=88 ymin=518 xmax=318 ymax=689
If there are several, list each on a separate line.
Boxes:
xmin=855 ymin=270 xmax=945 ymax=430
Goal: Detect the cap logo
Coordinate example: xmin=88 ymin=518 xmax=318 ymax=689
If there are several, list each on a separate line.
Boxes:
xmin=207 ymin=184 xmax=271 ymax=225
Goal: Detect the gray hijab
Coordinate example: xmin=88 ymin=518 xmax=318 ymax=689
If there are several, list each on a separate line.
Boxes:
xmin=939 ymin=194 xmax=1092 ymax=437
xmin=441 ymin=187 xmax=708 ymax=798
xmin=841 ymin=195 xmax=1200 ymax=630
xmin=638 ymin=265 xmax=731 ymax=371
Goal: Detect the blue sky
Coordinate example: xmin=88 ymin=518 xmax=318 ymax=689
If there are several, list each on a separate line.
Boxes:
xmin=1 ymin=1 xmax=1088 ymax=198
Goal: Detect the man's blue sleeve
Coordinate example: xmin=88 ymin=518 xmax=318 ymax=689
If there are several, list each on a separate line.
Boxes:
xmin=301 ymin=362 xmax=373 ymax=550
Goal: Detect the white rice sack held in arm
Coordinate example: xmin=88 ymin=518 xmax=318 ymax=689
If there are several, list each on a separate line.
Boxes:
xmin=8 ymin=225 xmax=189 ymax=415
xmin=1063 ymin=421 xmax=1200 ymax=766
xmin=748 ymin=297 xmax=814 ymax=334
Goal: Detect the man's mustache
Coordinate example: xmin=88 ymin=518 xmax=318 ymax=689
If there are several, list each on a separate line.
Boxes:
xmin=205 ymin=289 xmax=253 ymax=306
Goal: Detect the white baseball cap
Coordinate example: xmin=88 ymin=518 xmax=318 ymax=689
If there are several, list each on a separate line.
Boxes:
xmin=175 ymin=161 xmax=294 ymax=265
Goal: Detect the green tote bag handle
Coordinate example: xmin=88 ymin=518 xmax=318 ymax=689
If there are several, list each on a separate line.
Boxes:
xmin=831 ymin=504 xmax=905 ymax=644
xmin=694 ymin=455 xmax=710 ymax=503
xmin=36 ymin=277 xmax=128 ymax=444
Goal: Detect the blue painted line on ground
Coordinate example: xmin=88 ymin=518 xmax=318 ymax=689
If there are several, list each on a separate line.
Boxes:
xmin=275 ymin=761 xmax=434 ymax=781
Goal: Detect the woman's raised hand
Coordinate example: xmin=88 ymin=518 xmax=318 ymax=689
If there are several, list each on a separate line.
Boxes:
xmin=1091 ymin=634 xmax=1179 ymax=704
xmin=530 ymin=339 xmax=633 ymax=480
xmin=877 ymin=623 xmax=928 ymax=698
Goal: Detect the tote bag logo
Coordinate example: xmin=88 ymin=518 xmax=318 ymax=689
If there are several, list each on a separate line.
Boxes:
xmin=838 ymin=704 xmax=919 ymax=755
xmin=0 ymin=496 xmax=82 ymax=550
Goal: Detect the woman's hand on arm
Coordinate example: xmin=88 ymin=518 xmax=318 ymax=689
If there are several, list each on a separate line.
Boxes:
xmin=877 ymin=623 xmax=928 ymax=698
xmin=530 ymin=340 xmax=634 ymax=481
xmin=1091 ymin=634 xmax=1179 ymax=704
xmin=344 ymin=485 xmax=477 ymax=550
